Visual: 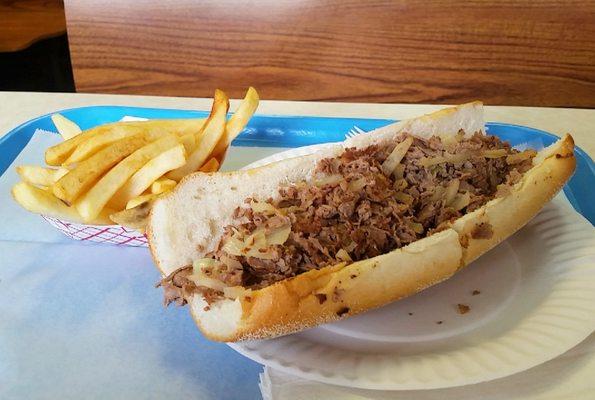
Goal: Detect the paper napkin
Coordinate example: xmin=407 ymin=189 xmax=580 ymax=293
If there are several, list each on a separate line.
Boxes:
xmin=260 ymin=332 xmax=595 ymax=400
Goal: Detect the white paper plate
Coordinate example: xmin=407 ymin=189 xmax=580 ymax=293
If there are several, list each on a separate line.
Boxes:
xmin=228 ymin=146 xmax=595 ymax=390
xmin=243 ymin=143 xmax=335 ymax=169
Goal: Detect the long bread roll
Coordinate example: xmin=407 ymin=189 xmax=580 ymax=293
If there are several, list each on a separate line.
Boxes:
xmin=147 ymin=102 xmax=575 ymax=342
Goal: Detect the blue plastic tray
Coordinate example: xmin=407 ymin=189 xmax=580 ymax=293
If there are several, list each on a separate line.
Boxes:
xmin=2 ymin=105 xmax=593 ymax=223
xmin=1 ymin=106 xmax=593 ymax=398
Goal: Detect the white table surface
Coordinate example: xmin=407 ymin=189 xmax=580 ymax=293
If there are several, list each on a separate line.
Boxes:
xmin=1 ymin=91 xmax=593 ymax=400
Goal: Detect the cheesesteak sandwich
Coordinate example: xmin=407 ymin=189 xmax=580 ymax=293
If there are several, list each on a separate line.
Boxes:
xmin=147 ymin=102 xmax=575 ymax=342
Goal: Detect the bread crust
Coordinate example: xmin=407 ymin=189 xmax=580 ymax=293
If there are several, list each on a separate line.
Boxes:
xmin=146 ymin=104 xmax=576 ymax=342
xmin=186 ymin=135 xmax=575 ymax=342
xmin=191 ymin=229 xmax=463 ymax=341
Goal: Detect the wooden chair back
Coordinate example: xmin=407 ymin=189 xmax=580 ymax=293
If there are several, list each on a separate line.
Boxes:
xmin=64 ymin=0 xmax=595 ymax=106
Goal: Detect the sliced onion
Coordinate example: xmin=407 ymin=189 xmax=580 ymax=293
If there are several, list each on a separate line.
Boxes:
xmin=243 ymin=228 xmax=277 ymax=259
xmin=408 ymin=221 xmax=424 ymax=234
xmin=447 ymin=153 xmax=471 ymax=164
xmin=420 ymin=156 xmax=443 ymax=167
xmin=222 ymin=222 xmax=289 ymax=260
xmin=394 ymin=191 xmax=414 ymax=205
xmin=417 ymin=204 xmax=435 ymax=221
xmin=279 ymin=205 xmax=301 ymax=215
xmin=482 ymin=149 xmax=508 ymax=158
xmin=250 ymin=200 xmax=279 ymax=215
xmin=222 ymin=235 xmax=246 ymax=257
xmin=445 ymin=179 xmax=460 ymax=205
xmin=431 ymin=185 xmax=445 ymax=202
xmin=442 ymin=130 xmax=466 ymax=147
xmin=420 ymin=152 xmax=469 ymax=167
xmin=336 ymin=248 xmax=352 ymax=262
xmin=188 ymin=274 xmax=227 ymax=291
xmin=244 ymin=247 xmax=277 ymax=260
xmin=193 ymin=258 xmax=219 ymax=275
xmin=381 ymin=136 xmax=413 ymax=176
xmin=450 ymin=192 xmax=471 ymax=210
xmin=393 ymin=164 xmax=405 ymax=180
xmin=506 ymin=150 xmax=537 ymax=164
xmin=345 ymin=241 xmax=357 ymax=252
xmin=267 ymin=224 xmax=291 ymax=245
xmin=394 ymin=178 xmax=408 ymax=191
xmin=245 ymin=228 xmax=267 ymax=248
xmin=314 ymin=174 xmax=343 ymax=187
xmin=348 ymin=178 xmax=367 ymax=192
xmin=441 ymin=135 xmax=457 ymax=148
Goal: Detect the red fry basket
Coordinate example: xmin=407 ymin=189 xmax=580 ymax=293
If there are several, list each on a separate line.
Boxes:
xmin=42 ymin=216 xmax=148 ymax=247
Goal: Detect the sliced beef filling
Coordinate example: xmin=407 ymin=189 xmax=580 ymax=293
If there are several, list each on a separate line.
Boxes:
xmin=157 ymin=266 xmax=223 ymax=307
xmin=160 ymin=132 xmax=535 ymax=305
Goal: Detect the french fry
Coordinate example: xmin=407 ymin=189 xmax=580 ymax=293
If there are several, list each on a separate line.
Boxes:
xmin=11 ymin=182 xmax=112 ymax=225
xmin=67 ymin=119 xmax=208 ymax=165
xmin=109 ymin=144 xmax=186 ymax=210
xmin=167 ymin=90 xmax=229 ymax=181
xmin=151 ymin=178 xmax=177 ymax=194
xmin=199 ymin=158 xmax=220 ymax=173
xmin=122 ymin=119 xmax=205 ymax=136
xmin=52 ymin=130 xmax=167 ymax=205
xmin=16 ymin=166 xmax=68 ymax=187
xmin=64 ymin=125 xmax=145 ymax=165
xmin=45 ymin=118 xmax=205 ymax=166
xmin=126 ymin=193 xmax=156 ymax=210
xmin=213 ymin=87 xmax=259 ymax=161
xmin=76 ymin=135 xmax=180 ymax=221
xmin=179 ymin=133 xmax=197 ymax=153
xmin=51 ymin=114 xmax=82 ymax=140
xmin=46 ymin=128 xmax=104 ymax=166
xmin=13 ymin=90 xmax=261 ymax=234
xmin=109 ymin=201 xmax=153 ymax=232
xmin=46 ymin=123 xmax=137 ymax=166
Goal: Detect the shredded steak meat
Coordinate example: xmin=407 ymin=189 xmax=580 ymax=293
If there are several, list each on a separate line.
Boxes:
xmin=159 ymin=132 xmax=534 ymax=305
xmin=158 ymin=266 xmax=224 ymax=306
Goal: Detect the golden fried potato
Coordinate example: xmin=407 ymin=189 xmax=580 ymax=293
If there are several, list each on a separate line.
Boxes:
xmin=51 ymin=114 xmax=82 ymax=140
xmin=109 ymin=201 xmax=153 ymax=232
xmin=76 ymin=135 xmax=180 ymax=221
xmin=45 ymin=118 xmax=204 ymax=166
xmin=179 ymin=133 xmax=197 ymax=153
xmin=151 ymin=178 xmax=177 ymax=194
xmin=213 ymin=87 xmax=259 ymax=161
xmin=109 ymin=144 xmax=186 ymax=210
xmin=123 ymin=119 xmax=205 ymax=136
xmin=16 ymin=166 xmax=68 ymax=187
xmin=126 ymin=193 xmax=156 ymax=210
xmin=14 ymin=89 xmax=260 ymax=231
xmin=64 ymin=125 xmax=145 ymax=165
xmin=167 ymin=90 xmax=229 ymax=181
xmin=12 ymin=182 xmax=111 ymax=225
xmin=52 ymin=130 xmax=167 ymax=205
